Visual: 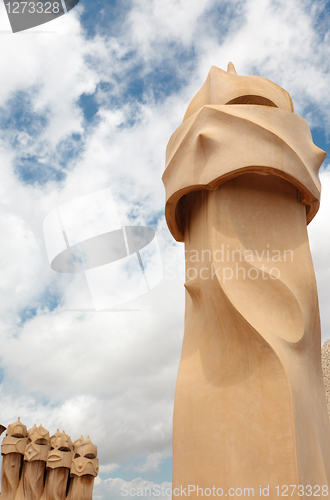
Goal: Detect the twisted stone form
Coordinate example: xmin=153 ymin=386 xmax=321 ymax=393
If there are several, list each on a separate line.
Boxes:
xmin=0 ymin=418 xmax=98 ymax=500
xmin=163 ymin=64 xmax=330 ymax=497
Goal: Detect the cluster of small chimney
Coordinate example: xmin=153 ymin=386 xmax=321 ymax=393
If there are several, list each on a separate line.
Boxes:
xmin=0 ymin=418 xmax=98 ymax=500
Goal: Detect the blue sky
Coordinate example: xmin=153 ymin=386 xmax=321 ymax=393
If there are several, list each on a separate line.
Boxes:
xmin=1 ymin=0 xmax=330 ymax=499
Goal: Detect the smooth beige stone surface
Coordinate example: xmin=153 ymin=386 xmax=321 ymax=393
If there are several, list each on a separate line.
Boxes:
xmin=1 ymin=454 xmax=22 ymax=500
xmin=66 ymin=476 xmax=95 ymax=500
xmin=42 ymin=468 xmax=70 ymax=500
xmin=164 ymin=64 xmax=330 ymax=498
xmin=183 ymin=64 xmax=294 ymax=120
xmin=0 ymin=420 xmax=98 ymax=500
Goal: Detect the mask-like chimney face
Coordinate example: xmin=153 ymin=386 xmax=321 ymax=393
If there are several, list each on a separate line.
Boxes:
xmin=70 ymin=436 xmax=99 ymax=477
xmin=183 ymin=63 xmax=294 ymax=122
xmin=6 ymin=417 xmax=28 ymax=439
xmin=1 ymin=417 xmax=28 ymax=456
xmin=24 ymin=424 xmax=51 ymax=463
xmin=47 ymin=430 xmax=74 ymax=470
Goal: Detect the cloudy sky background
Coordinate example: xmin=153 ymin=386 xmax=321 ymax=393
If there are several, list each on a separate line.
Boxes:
xmin=0 ymin=0 xmax=330 ymax=498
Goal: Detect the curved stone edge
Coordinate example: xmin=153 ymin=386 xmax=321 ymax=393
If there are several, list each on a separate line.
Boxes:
xmin=163 ymin=105 xmax=325 ymax=242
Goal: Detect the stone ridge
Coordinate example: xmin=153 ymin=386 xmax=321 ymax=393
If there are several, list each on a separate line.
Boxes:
xmin=322 ymin=339 xmax=330 ymax=416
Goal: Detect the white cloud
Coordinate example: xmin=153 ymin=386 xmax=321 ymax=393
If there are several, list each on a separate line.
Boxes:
xmin=94 ymin=477 xmax=172 ymax=500
xmin=133 ymin=452 xmax=165 ymax=473
xmin=308 ymin=167 xmax=330 ymax=343
xmin=99 ymin=463 xmax=120 ymax=474
xmin=127 ymin=0 xmax=218 ymax=53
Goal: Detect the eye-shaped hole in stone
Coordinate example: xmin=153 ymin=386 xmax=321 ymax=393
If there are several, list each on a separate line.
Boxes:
xmin=74 ymin=453 xmax=80 ymax=458
xmin=59 ymin=446 xmax=71 ymax=452
xmin=226 ymin=95 xmax=277 ymax=107
xmin=84 ymin=453 xmax=96 ymax=459
xmin=35 ymin=438 xmax=49 ymax=445
xmin=12 ymin=433 xmax=25 ymax=438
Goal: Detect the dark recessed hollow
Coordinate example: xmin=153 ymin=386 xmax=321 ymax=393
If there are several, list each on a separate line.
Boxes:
xmin=226 ymin=95 xmax=277 ymax=107
xmin=35 ymin=438 xmax=49 ymax=445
